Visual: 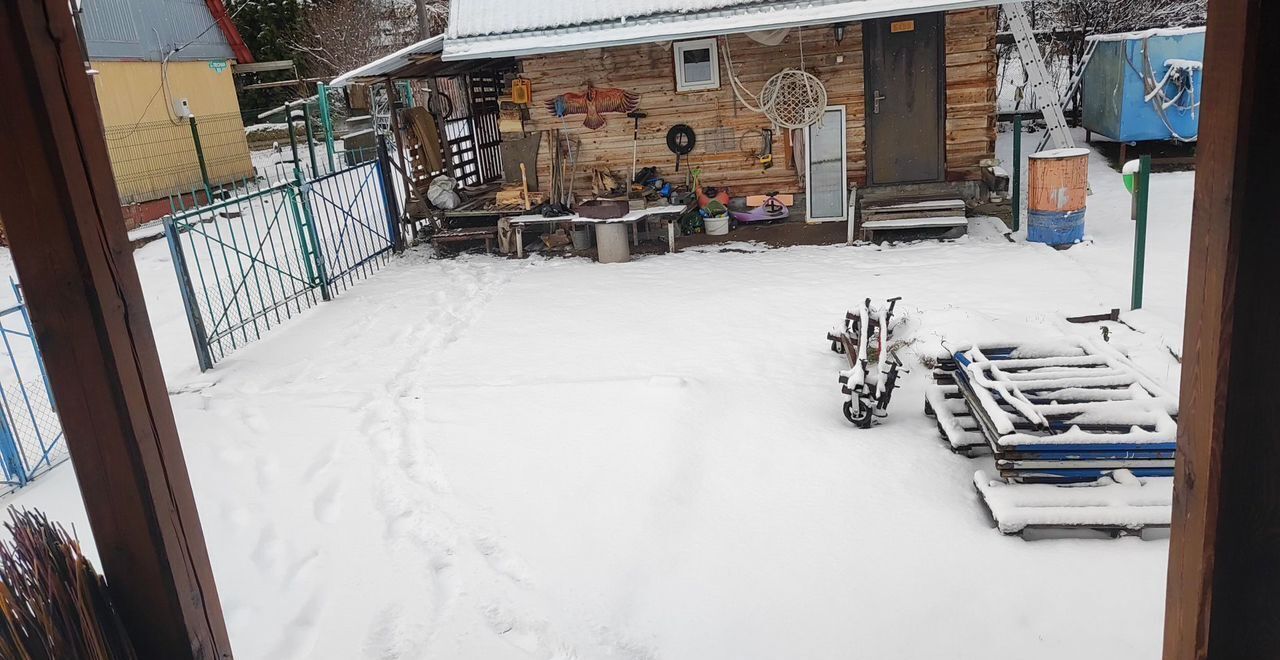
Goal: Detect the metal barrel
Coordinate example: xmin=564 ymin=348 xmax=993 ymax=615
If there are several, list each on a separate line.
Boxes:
xmin=1026 ymin=147 xmax=1090 ymax=246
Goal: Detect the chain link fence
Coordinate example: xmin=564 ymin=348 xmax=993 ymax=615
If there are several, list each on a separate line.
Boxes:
xmin=103 ymin=111 xmax=255 ymax=204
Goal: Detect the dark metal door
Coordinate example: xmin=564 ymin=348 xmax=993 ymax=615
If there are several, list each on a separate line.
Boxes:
xmin=864 ymin=13 xmax=945 ymax=184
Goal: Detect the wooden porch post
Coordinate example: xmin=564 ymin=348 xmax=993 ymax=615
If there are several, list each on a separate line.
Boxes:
xmin=0 ymin=0 xmax=233 ymax=658
xmin=1163 ymin=0 xmax=1278 ymax=657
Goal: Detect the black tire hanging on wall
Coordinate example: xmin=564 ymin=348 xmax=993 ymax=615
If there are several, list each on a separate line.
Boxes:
xmin=666 ymin=124 xmax=696 ymax=155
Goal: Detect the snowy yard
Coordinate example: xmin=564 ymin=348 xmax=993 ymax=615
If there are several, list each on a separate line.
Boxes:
xmin=2 ymin=131 xmax=1194 ymax=659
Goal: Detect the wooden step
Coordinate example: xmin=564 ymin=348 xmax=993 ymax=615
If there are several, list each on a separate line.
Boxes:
xmin=862 ymin=198 xmax=966 ymax=222
xmin=859 ymin=215 xmax=968 ymax=230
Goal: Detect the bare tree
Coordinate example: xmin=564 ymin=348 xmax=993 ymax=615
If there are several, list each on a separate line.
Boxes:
xmin=1044 ymin=0 xmax=1206 ymax=34
xmin=289 ymin=0 xmax=448 ymax=78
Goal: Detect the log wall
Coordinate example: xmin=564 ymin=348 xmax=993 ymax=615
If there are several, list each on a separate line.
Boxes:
xmin=518 ymin=8 xmax=996 ymax=199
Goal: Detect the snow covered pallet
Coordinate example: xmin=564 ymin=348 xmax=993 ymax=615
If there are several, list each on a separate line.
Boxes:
xmin=927 ymin=340 xmax=1179 ymax=484
xmin=974 ymin=469 xmax=1172 ymax=537
xmin=923 ymin=380 xmax=990 ymax=456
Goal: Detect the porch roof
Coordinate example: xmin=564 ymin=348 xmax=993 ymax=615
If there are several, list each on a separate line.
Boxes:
xmin=329 ymin=35 xmax=517 ymax=87
xmin=443 ymin=0 xmax=1016 ymax=60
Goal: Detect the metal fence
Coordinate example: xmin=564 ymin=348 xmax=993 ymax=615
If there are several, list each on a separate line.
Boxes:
xmin=164 ymin=147 xmax=401 ymax=371
xmin=104 ymin=112 xmax=254 ymax=204
xmin=0 ymin=282 xmax=67 ymax=491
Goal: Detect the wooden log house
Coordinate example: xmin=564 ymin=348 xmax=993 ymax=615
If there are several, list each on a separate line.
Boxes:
xmin=442 ymin=0 xmax=1008 ymax=223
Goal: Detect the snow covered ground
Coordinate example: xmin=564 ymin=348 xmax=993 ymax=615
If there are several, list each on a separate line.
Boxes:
xmin=1 ymin=129 xmax=1193 ymax=659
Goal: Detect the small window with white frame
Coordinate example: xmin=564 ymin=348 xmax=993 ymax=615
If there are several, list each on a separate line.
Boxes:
xmin=674 ymin=38 xmax=720 ymax=92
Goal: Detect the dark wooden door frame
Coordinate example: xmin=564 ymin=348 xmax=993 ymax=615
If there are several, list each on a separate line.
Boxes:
xmin=863 ymin=13 xmax=947 ymax=186
xmin=3 ymin=0 xmax=1278 ymax=656
xmin=0 ymin=0 xmax=232 ymax=657
xmin=1163 ymin=0 xmax=1279 ymax=657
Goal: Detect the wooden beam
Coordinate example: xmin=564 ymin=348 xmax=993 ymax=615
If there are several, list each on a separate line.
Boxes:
xmin=1163 ymin=0 xmax=1274 ymax=658
xmin=0 ymin=1 xmax=232 ymax=658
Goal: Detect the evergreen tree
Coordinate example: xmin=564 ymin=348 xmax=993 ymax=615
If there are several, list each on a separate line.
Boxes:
xmin=228 ymin=0 xmax=306 ymax=122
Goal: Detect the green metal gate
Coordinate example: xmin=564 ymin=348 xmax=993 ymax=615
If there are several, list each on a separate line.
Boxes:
xmin=164 ymin=155 xmax=399 ymax=370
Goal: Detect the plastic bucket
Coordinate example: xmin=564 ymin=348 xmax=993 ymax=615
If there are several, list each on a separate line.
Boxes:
xmin=704 ymin=215 xmax=730 ymax=236
xmin=571 ymin=226 xmax=592 ymax=250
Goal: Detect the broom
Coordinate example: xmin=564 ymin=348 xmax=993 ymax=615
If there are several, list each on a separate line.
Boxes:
xmin=0 ymin=508 xmax=138 ymax=660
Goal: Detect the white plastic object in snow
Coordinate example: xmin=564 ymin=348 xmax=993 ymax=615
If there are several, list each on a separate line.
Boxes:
xmin=427 ymin=176 xmax=461 ymax=210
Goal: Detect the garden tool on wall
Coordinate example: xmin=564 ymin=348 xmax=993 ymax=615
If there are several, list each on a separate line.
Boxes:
xmin=757 ymin=128 xmax=774 ymax=172
xmin=628 ymin=111 xmax=647 ymax=183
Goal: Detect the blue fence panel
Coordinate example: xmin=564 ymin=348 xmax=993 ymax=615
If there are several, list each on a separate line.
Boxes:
xmin=0 ymin=282 xmax=68 ymax=491
xmin=307 ymin=161 xmax=396 ymax=295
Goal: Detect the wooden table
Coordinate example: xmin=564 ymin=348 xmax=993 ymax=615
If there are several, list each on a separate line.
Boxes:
xmin=507 ymin=205 xmax=688 ymax=259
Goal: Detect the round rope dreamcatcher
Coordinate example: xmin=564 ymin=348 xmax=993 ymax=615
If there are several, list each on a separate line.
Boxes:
xmin=723 ymin=27 xmax=829 ymax=129
xmin=758 ymin=69 xmax=828 ymax=129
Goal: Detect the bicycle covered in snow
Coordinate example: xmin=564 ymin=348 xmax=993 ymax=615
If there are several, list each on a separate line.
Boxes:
xmin=827 ymin=297 xmax=904 ymax=428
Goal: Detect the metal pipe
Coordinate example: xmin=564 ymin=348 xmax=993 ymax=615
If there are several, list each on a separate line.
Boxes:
xmin=188 ymin=115 xmax=212 ymax=197
xmin=1012 ymin=114 xmax=1022 ymax=233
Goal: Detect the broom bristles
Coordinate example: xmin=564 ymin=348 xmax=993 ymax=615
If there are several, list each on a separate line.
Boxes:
xmin=0 ymin=508 xmax=138 ymax=660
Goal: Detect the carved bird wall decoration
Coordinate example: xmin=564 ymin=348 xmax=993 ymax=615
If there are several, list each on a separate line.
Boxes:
xmin=545 ymin=85 xmax=641 ymax=130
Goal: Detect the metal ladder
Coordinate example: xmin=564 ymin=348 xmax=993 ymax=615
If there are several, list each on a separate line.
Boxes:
xmin=1003 ymin=2 xmax=1075 ymax=150
xmin=1034 ymin=39 xmax=1099 ymax=151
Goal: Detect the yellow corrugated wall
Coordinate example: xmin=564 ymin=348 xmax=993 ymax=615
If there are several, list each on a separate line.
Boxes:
xmin=93 ymin=59 xmax=255 ymax=203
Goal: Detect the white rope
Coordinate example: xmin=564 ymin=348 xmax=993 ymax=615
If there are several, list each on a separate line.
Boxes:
xmin=798 ymin=24 xmax=805 ymax=69
xmin=721 ymin=36 xmax=764 ymax=113
xmin=719 ymin=31 xmax=828 ymax=130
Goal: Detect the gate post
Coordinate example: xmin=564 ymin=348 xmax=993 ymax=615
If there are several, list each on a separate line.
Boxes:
xmin=163 ymin=218 xmax=214 ymax=371
xmin=318 ymin=83 xmax=337 ymax=173
xmin=292 ymin=167 xmax=332 ymax=301
xmin=376 ymin=135 xmax=404 ymax=252
xmin=188 ymin=115 xmax=212 ymax=200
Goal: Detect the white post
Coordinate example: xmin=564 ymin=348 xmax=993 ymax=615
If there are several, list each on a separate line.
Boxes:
xmin=846 ymin=185 xmax=859 ymax=245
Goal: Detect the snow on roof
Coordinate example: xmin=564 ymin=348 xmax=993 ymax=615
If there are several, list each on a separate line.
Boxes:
xmin=330 ymin=35 xmax=445 ymax=87
xmin=1085 ymin=26 xmax=1205 ymax=42
xmin=443 ymin=0 xmax=1016 ymax=60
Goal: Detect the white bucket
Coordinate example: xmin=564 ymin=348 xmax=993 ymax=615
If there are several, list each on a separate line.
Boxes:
xmin=704 ymin=215 xmax=730 ymax=235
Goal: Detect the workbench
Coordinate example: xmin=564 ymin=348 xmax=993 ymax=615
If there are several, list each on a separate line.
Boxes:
xmin=507 ymin=205 xmax=688 ymax=260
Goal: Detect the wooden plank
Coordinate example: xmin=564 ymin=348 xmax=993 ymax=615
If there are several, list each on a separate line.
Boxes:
xmin=0 ymin=0 xmax=232 ymax=657
xmin=1163 ymin=0 xmax=1277 ymax=658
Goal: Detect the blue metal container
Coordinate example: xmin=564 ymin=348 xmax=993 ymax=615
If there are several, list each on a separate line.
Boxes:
xmin=1027 ymin=208 xmax=1086 ymax=245
xmin=1081 ymin=27 xmax=1205 ymax=142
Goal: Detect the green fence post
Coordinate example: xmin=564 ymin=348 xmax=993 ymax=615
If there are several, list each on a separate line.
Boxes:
xmin=188 ymin=115 xmax=212 ymax=200
xmin=1011 ymin=114 xmax=1022 ymax=233
xmin=398 ymin=80 xmax=415 ymax=108
xmin=317 ymin=83 xmax=337 ymax=172
xmin=292 ymin=167 xmax=331 ymax=301
xmin=1131 ymin=155 xmax=1151 ymax=310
